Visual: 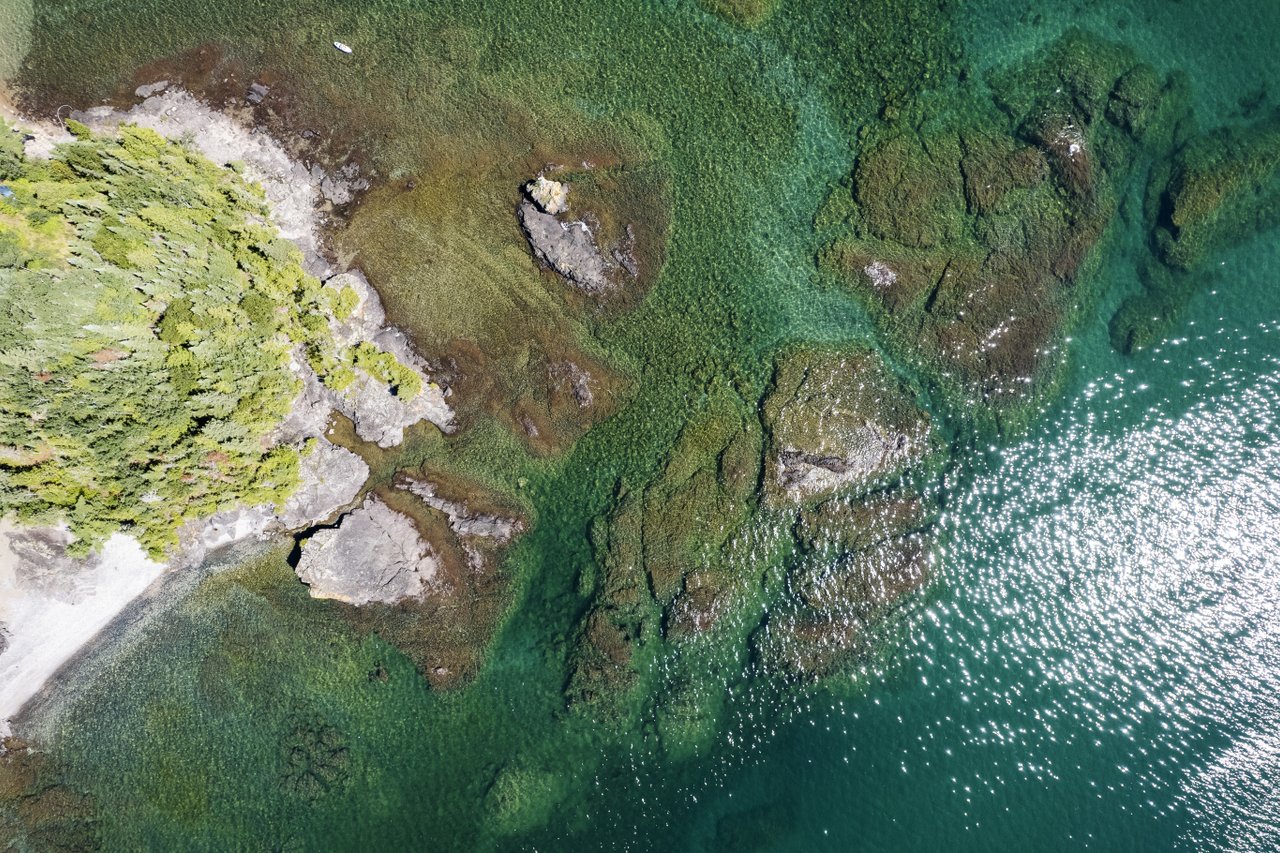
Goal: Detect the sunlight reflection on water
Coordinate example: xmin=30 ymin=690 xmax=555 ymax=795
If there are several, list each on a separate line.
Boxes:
xmin=932 ymin=319 xmax=1280 ymax=849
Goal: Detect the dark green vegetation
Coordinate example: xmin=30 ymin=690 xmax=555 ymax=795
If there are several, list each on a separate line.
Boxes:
xmin=0 ymin=121 xmax=360 ymax=555
xmin=3 ymin=0 xmax=1280 ymax=849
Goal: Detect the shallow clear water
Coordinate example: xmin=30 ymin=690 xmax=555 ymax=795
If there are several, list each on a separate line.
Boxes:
xmin=7 ymin=0 xmax=1280 ymax=849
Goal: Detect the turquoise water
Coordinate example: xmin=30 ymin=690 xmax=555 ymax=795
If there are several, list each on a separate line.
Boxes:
xmin=5 ymin=0 xmax=1280 ymax=849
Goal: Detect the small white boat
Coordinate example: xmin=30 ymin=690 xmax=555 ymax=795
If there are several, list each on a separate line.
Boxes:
xmin=333 ymin=41 xmax=353 ymax=54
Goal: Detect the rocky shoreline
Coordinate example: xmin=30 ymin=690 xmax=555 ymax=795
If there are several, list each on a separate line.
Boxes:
xmin=0 ymin=85 xmax=458 ymax=732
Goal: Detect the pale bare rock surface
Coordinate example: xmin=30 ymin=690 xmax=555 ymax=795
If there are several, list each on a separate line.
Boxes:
xmin=296 ymin=497 xmax=438 ymax=605
xmin=276 ymin=442 xmax=370 ymax=531
xmin=517 ymin=200 xmax=614 ymax=294
xmin=0 ymin=522 xmax=165 ymax=735
xmin=72 ymin=89 xmax=354 ymax=277
xmin=321 ymin=270 xmax=456 ymax=445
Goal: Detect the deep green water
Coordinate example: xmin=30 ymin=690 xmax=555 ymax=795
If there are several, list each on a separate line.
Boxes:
xmin=6 ymin=0 xmax=1280 ymax=850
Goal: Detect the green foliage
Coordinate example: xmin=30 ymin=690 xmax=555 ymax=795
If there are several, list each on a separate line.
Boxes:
xmin=0 ymin=122 xmax=390 ymax=556
xmin=350 ymin=341 xmax=422 ymax=398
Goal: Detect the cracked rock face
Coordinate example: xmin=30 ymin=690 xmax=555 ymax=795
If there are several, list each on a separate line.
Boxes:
xmin=763 ymin=346 xmax=935 ymax=505
xmin=517 ymin=200 xmax=614 ymax=294
xmin=296 ymin=496 xmax=438 ymax=605
xmin=276 ymin=441 xmax=369 ymax=531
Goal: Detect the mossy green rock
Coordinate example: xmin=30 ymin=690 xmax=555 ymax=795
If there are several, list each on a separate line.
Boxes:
xmin=1156 ymin=118 xmax=1280 ymax=270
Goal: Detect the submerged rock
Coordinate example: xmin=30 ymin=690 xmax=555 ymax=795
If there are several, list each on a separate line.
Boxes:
xmin=821 ymin=31 xmax=1191 ymax=423
xmin=296 ymin=497 xmax=437 ymax=605
xmin=762 ymin=346 xmax=935 ymax=505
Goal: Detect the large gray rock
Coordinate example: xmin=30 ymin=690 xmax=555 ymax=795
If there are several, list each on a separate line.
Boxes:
xmin=296 ymin=497 xmax=437 ymax=605
xmin=276 ymin=440 xmax=369 ymax=530
xmin=518 ymin=200 xmax=613 ymax=294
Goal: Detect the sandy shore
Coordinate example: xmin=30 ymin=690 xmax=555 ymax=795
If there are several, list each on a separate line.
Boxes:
xmin=0 ymin=522 xmax=165 ymax=735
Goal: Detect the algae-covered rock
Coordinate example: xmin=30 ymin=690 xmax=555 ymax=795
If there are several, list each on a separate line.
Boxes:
xmin=762 ymin=346 xmax=934 ymax=505
xmin=699 ymin=0 xmax=780 ymax=27
xmin=1107 ymin=113 xmax=1280 ymax=352
xmin=822 ymin=31 xmax=1189 ymax=423
xmin=854 ymin=130 xmax=966 ymax=249
xmin=566 ymin=388 xmax=763 ymax=724
xmin=485 ymin=761 xmax=569 ymax=837
xmin=278 ymin=717 xmax=351 ymax=802
xmin=1156 ymin=119 xmax=1280 ymax=270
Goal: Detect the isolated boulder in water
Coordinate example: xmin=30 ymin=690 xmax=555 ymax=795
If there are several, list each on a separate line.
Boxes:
xmin=517 ymin=200 xmax=613 ymax=294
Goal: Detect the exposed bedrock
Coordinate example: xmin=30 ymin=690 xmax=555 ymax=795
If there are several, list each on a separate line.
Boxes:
xmin=516 ymin=161 xmax=660 ymax=298
xmin=295 ymin=496 xmax=437 ymax=606
xmin=296 ymin=470 xmax=526 ymax=690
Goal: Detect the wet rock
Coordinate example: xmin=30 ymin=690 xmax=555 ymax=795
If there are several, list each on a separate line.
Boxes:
xmin=295 ymin=496 xmax=437 ymax=605
xmin=517 ymin=200 xmax=613 ymax=294
xmin=329 ymin=474 xmax=526 ymax=690
xmin=246 ymin=82 xmax=269 ymax=105
xmin=275 ymin=440 xmax=369 ymax=531
xmin=398 ymin=477 xmax=523 ymax=543
xmin=133 ymin=80 xmax=169 ymax=98
xmin=762 ymin=346 xmax=934 ymax=506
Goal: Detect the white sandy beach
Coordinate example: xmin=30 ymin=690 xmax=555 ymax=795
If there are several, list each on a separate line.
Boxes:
xmin=0 ymin=522 xmax=165 ymax=734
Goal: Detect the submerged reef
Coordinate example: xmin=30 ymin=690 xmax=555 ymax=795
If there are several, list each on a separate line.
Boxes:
xmin=820 ymin=30 xmax=1190 ymax=427
xmin=1112 ymin=112 xmax=1280 ymax=351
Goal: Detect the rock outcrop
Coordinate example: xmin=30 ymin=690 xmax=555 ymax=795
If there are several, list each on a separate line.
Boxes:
xmin=517 ymin=200 xmax=614 ymax=295
xmin=321 ymin=270 xmax=455 ymax=447
xmin=275 ymin=441 xmax=369 ymax=531
xmin=295 ymin=496 xmax=437 ymax=606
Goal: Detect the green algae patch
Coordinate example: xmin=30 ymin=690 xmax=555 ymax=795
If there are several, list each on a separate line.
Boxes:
xmin=700 ymin=0 xmax=781 ymax=28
